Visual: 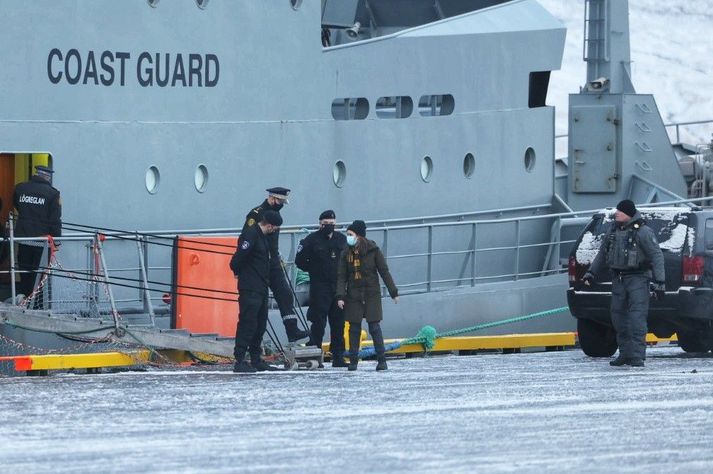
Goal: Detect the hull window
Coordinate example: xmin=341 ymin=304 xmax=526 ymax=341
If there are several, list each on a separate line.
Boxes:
xmin=194 ymin=165 xmax=209 ymax=193
xmin=333 ymin=161 xmax=346 ymax=188
xmin=331 ymin=98 xmax=369 ymax=120
xmin=463 ymin=153 xmax=475 ymax=178
xmin=524 ymin=148 xmax=536 ymax=173
xmin=421 ymin=156 xmax=433 ymax=183
xmin=195 ymin=0 xmax=208 ymax=9
xmin=376 ymin=96 xmax=413 ymax=119
xmin=291 ymin=0 xmax=303 ymax=10
xmin=147 ymin=0 xmax=159 ymax=7
xmin=145 ymin=166 xmax=161 ymax=194
xmin=418 ymin=94 xmax=454 ymax=117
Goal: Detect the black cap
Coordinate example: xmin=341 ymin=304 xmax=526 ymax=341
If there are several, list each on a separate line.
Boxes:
xmin=319 ymin=209 xmax=336 ymax=220
xmin=616 ymin=199 xmax=637 ymax=218
xmin=261 ymin=210 xmax=283 ymax=227
xmin=347 ymin=220 xmax=366 ymax=237
xmin=266 ymin=187 xmax=290 ymax=201
xmin=35 ymin=165 xmax=54 ymax=175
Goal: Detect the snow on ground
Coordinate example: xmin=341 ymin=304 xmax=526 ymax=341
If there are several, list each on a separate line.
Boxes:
xmin=539 ymin=0 xmax=713 ymax=156
xmin=1 ymin=347 xmax=713 ymax=473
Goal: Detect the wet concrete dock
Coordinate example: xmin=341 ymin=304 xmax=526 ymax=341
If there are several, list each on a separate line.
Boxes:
xmin=1 ymin=346 xmax=712 ymax=473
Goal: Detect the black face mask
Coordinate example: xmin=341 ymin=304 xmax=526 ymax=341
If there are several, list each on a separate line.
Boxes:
xmin=271 ymin=202 xmax=284 ymax=212
xmin=320 ymin=224 xmax=335 ymax=235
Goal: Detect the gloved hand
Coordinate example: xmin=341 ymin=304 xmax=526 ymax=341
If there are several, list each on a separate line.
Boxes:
xmin=582 ymin=272 xmax=594 ymax=287
xmin=651 ymin=281 xmax=665 ymax=301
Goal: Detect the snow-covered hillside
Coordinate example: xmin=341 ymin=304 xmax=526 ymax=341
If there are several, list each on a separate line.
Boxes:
xmin=539 ymin=0 xmax=713 ymax=154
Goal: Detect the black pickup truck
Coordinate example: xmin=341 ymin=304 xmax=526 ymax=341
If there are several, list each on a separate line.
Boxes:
xmin=567 ymin=207 xmax=713 ymax=356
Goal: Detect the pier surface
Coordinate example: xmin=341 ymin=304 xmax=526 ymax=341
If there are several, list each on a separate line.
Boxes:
xmin=1 ymin=346 xmax=712 ymax=473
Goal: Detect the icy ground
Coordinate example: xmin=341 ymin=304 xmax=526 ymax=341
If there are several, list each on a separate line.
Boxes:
xmin=539 ymin=0 xmax=713 ymax=154
xmin=2 ymin=346 xmax=713 ymax=473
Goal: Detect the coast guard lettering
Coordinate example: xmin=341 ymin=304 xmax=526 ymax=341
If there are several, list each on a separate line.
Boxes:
xmin=47 ymin=49 xmax=220 ymax=88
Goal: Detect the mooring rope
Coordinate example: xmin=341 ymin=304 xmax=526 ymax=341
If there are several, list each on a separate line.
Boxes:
xmin=356 ymin=306 xmax=570 ymax=358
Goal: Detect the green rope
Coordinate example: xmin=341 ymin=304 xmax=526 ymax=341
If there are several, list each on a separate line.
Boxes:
xmin=400 ymin=306 xmax=570 ymax=352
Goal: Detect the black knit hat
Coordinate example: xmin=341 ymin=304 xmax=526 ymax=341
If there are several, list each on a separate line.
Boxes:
xmin=262 ymin=210 xmax=283 ymax=226
xmin=319 ymin=209 xmax=336 ymax=220
xmin=616 ymin=199 xmax=637 ymax=218
xmin=347 ymin=220 xmax=366 ymax=237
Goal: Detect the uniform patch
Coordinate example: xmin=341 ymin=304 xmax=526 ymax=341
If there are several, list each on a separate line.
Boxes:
xmin=241 ymin=240 xmax=250 ymax=250
xmin=247 ymin=218 xmax=256 ymax=226
xmin=296 ymin=244 xmax=303 ymax=253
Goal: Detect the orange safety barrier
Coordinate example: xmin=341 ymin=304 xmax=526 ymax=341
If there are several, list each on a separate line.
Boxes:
xmin=173 ymin=236 xmax=239 ymax=337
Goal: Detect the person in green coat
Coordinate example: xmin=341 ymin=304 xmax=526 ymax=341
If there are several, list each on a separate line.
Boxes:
xmin=336 ymin=220 xmax=399 ymax=371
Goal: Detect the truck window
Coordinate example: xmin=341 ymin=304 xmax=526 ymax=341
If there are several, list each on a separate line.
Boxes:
xmin=706 ymin=219 xmax=713 ymax=250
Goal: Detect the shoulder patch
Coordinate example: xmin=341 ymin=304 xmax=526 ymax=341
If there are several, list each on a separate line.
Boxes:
xmin=247 ymin=218 xmax=256 ymax=227
xmin=241 ymin=240 xmax=250 ymax=250
xmin=296 ymin=244 xmax=303 ymax=253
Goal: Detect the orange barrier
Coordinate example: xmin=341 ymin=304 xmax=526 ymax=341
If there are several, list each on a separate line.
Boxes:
xmin=173 ymin=236 xmax=239 ymax=337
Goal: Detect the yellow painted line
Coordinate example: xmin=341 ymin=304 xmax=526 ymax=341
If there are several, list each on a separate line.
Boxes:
xmin=6 ymin=351 xmax=151 ymax=371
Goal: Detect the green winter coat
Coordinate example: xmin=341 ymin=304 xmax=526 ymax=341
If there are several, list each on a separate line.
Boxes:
xmin=336 ymin=239 xmax=398 ymax=323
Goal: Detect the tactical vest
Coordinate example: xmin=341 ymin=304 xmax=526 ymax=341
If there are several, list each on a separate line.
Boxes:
xmin=605 ymin=225 xmax=647 ymax=271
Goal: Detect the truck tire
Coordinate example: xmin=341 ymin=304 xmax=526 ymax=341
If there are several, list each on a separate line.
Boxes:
xmin=577 ymin=318 xmax=618 ymax=357
xmin=677 ymin=329 xmax=713 ymax=353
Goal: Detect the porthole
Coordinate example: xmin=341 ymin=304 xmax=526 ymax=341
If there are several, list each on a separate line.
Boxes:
xmin=196 ymin=0 xmax=208 ymax=9
xmin=463 ymin=153 xmax=475 ymax=178
xmin=420 ymin=156 xmax=433 ymax=183
xmin=147 ymin=0 xmax=159 ymax=7
xmin=333 ymin=161 xmax=346 ymax=188
xmin=145 ymin=166 xmax=160 ymax=194
xmin=524 ymin=147 xmax=536 ymax=172
xmin=290 ymin=0 xmax=303 ymax=10
xmin=195 ymin=164 xmax=209 ymax=193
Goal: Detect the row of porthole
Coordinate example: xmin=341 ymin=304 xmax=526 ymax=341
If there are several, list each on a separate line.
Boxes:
xmin=331 ymin=148 xmax=537 ymax=187
xmin=145 ymin=164 xmax=209 ymax=194
xmin=332 ymin=94 xmax=455 ymax=121
xmin=147 ymin=0 xmax=302 ymax=9
xmin=143 ymin=148 xmax=536 ymax=193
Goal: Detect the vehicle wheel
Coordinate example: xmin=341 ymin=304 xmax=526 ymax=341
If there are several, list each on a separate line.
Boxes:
xmin=677 ymin=329 xmax=713 ymax=353
xmin=577 ymin=318 xmax=618 ymax=357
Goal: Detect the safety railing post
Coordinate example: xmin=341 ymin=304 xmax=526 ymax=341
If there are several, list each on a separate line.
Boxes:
xmin=470 ymin=222 xmax=476 ymax=287
xmin=95 ymin=233 xmax=120 ymax=331
xmin=427 ymin=225 xmax=433 ymax=292
xmin=135 ymin=232 xmax=155 ymax=326
xmin=514 ymin=220 xmax=521 ymax=281
xmin=8 ymin=214 xmax=16 ymax=303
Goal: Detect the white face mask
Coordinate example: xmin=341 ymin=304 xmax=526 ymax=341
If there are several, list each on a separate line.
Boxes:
xmin=346 ymin=235 xmax=357 ymax=247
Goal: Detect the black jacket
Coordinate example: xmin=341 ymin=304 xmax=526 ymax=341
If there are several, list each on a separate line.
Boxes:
xmin=295 ymin=230 xmax=347 ymax=292
xmin=230 ymin=224 xmax=271 ymax=294
xmin=13 ymin=176 xmax=62 ymax=238
xmin=242 ymin=199 xmax=283 ymax=264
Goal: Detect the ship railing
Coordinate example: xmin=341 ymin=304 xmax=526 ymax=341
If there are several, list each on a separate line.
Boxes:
xmin=555 ymin=118 xmax=713 ymax=159
xmin=2 ymin=196 xmax=710 ymax=318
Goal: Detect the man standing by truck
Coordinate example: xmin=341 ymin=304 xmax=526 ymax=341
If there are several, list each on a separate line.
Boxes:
xmin=583 ymin=200 xmax=665 ymax=367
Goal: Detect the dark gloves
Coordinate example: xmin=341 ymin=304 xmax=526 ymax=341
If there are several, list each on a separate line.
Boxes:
xmin=582 ymin=272 xmax=595 ymax=287
xmin=650 ymin=281 xmax=665 ymax=301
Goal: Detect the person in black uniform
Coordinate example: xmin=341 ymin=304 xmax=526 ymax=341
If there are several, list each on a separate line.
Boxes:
xmin=12 ymin=165 xmax=62 ymax=298
xmin=295 ymin=210 xmax=348 ymax=367
xmin=231 ymin=210 xmax=283 ymax=373
xmin=242 ymin=187 xmax=310 ymax=342
xmin=0 ymin=198 xmax=8 ymax=268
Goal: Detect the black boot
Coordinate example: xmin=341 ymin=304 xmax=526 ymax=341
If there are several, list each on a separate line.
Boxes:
xmin=284 ymin=318 xmax=310 ymax=342
xmin=348 ymin=326 xmax=361 ymax=371
xmin=369 ymin=322 xmax=387 ymax=371
xmin=332 ymin=352 xmax=348 ymax=368
xmin=251 ymin=358 xmax=279 ymax=371
xmin=233 ymin=360 xmax=257 ymax=373
xmin=628 ymin=358 xmax=645 ymax=367
xmin=609 ymin=356 xmax=628 ymax=367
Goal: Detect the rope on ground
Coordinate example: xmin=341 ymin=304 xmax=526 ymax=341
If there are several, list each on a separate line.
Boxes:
xmin=356 ymin=306 xmax=570 ymax=358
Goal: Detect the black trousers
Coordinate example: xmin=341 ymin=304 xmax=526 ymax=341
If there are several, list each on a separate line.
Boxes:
xmin=269 ymin=262 xmax=295 ymax=319
xmin=307 ymin=289 xmax=345 ymax=355
xmin=16 ymin=244 xmax=45 ymax=297
xmin=233 ymin=290 xmax=269 ymax=362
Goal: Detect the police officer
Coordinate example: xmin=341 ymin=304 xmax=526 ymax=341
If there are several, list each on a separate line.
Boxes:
xmin=12 ymin=165 xmax=62 ymax=298
xmin=583 ymin=200 xmax=665 ymax=367
xmin=295 ymin=210 xmax=348 ymax=367
xmin=231 ymin=210 xmax=283 ymax=373
xmin=242 ymin=187 xmax=310 ymax=342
